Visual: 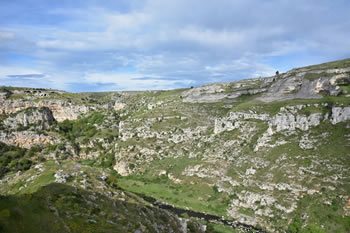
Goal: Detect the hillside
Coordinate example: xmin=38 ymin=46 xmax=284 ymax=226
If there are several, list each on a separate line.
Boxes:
xmin=0 ymin=58 xmax=350 ymax=233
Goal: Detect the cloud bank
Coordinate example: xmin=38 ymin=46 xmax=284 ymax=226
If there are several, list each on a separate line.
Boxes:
xmin=1 ymin=0 xmax=350 ymax=91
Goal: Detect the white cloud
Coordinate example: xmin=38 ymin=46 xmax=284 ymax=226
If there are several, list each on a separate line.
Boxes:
xmin=178 ymin=26 xmax=245 ymax=48
xmin=0 ymin=31 xmax=15 ymax=40
xmin=105 ymin=12 xmax=151 ymax=31
xmin=0 ymin=66 xmax=43 ymax=78
xmin=36 ymin=39 xmax=89 ymax=50
xmin=83 ymin=72 xmax=193 ymax=90
xmin=1 ymin=0 xmax=350 ymax=91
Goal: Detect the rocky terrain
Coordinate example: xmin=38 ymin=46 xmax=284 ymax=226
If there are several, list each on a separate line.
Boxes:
xmin=0 ymin=58 xmax=350 ymax=233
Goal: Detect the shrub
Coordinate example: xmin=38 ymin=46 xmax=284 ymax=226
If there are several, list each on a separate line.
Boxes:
xmin=100 ymin=153 xmax=115 ymax=168
xmin=302 ymin=225 xmax=326 ymax=233
xmin=0 ymin=142 xmax=33 ymax=178
xmin=57 ymin=112 xmax=105 ymax=143
xmin=288 ymin=217 xmax=302 ymax=233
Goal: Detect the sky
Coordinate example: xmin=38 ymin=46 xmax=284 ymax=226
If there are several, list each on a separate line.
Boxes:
xmin=0 ymin=0 xmax=350 ymax=92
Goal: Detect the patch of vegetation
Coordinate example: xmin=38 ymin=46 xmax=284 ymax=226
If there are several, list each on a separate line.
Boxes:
xmin=301 ymin=58 xmax=350 ymax=71
xmin=287 ymin=195 xmax=350 ymax=233
xmin=0 ymin=143 xmax=42 ymax=178
xmin=117 ymin=157 xmax=232 ymax=217
xmin=207 ymin=223 xmax=240 ymax=233
xmin=304 ymin=72 xmax=333 ymax=80
xmin=90 ymin=152 xmax=116 ymax=168
xmin=225 ymin=79 xmax=264 ymax=93
xmin=0 ymin=183 xmax=191 ymax=233
xmin=57 ymin=111 xmax=113 ymax=144
xmin=339 ymin=84 xmax=350 ymax=95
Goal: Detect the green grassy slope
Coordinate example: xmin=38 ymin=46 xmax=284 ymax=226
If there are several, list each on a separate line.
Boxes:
xmin=0 ymin=183 xmax=192 ymax=233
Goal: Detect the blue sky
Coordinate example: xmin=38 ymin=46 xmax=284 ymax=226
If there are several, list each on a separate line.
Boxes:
xmin=0 ymin=0 xmax=350 ymax=92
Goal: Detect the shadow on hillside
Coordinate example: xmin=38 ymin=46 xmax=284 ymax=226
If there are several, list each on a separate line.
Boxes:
xmin=0 ymin=183 xmax=193 ymax=233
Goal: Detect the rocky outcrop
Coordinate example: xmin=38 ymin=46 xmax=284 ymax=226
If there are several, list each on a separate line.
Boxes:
xmin=0 ymin=99 xmax=92 ymax=122
xmin=314 ymin=78 xmax=341 ymax=96
xmin=269 ymin=112 xmax=323 ymax=132
xmin=331 ymin=107 xmax=350 ymax=124
xmin=183 ymin=65 xmax=349 ymax=104
xmin=181 ymin=84 xmax=227 ymax=103
xmin=330 ymin=73 xmax=350 ymax=85
xmin=119 ymin=117 xmax=207 ymax=142
xmin=114 ymin=102 xmax=126 ymax=111
xmin=0 ymin=131 xmax=56 ymax=148
xmin=3 ymin=107 xmax=55 ymax=130
xmin=214 ymin=112 xmax=269 ymax=134
xmin=215 ymin=105 xmax=350 ymax=151
xmin=54 ymin=170 xmax=70 ymax=183
xmin=258 ymin=67 xmax=350 ymax=102
xmin=216 ymin=105 xmax=350 ymax=134
xmin=182 ymin=80 xmax=269 ymax=103
xmin=41 ymin=100 xmax=91 ymax=121
xmin=258 ymin=76 xmax=321 ymax=102
xmin=299 ymin=133 xmax=317 ymax=150
xmin=113 ymin=160 xmax=130 ymax=176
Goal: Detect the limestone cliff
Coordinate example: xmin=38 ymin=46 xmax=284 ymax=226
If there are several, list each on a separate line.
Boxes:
xmin=3 ymin=107 xmax=55 ymax=130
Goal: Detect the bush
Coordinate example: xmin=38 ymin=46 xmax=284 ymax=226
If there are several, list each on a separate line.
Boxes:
xmin=0 ymin=142 xmax=33 ymax=178
xmin=57 ymin=112 xmax=105 ymax=143
xmin=288 ymin=217 xmax=302 ymax=233
xmin=26 ymin=145 xmax=42 ymax=157
xmin=302 ymin=225 xmax=326 ymax=233
xmin=100 ymin=153 xmax=115 ymax=168
xmin=212 ymin=185 xmax=219 ymax=194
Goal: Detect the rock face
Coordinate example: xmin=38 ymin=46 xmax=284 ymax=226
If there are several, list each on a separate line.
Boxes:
xmin=3 ymin=107 xmax=55 ymax=130
xmin=54 ymin=170 xmax=70 ymax=183
xmin=0 ymin=131 xmax=56 ymax=148
xmin=182 ymin=66 xmax=350 ymax=103
xmin=257 ymin=75 xmax=321 ymax=102
xmin=181 ymin=84 xmax=227 ymax=103
xmin=0 ymin=99 xmax=92 ymax=122
xmin=44 ymin=100 xmax=91 ymax=121
xmin=0 ymin=107 xmax=57 ymax=147
xmin=214 ymin=112 xmax=269 ymax=134
xmin=330 ymin=73 xmax=350 ymax=85
xmin=114 ymin=102 xmax=126 ymax=111
xmin=216 ymin=105 xmax=350 ymax=135
xmin=258 ymin=67 xmax=350 ymax=102
xmin=113 ymin=160 xmax=130 ymax=176
xmin=269 ymin=112 xmax=323 ymax=132
xmin=331 ymin=107 xmax=350 ymax=124
xmin=314 ymin=78 xmax=341 ymax=96
xmin=214 ymin=105 xmax=350 ymax=151
xmin=182 ymin=79 xmax=270 ymax=103
xmin=182 ymin=65 xmax=350 ymax=103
